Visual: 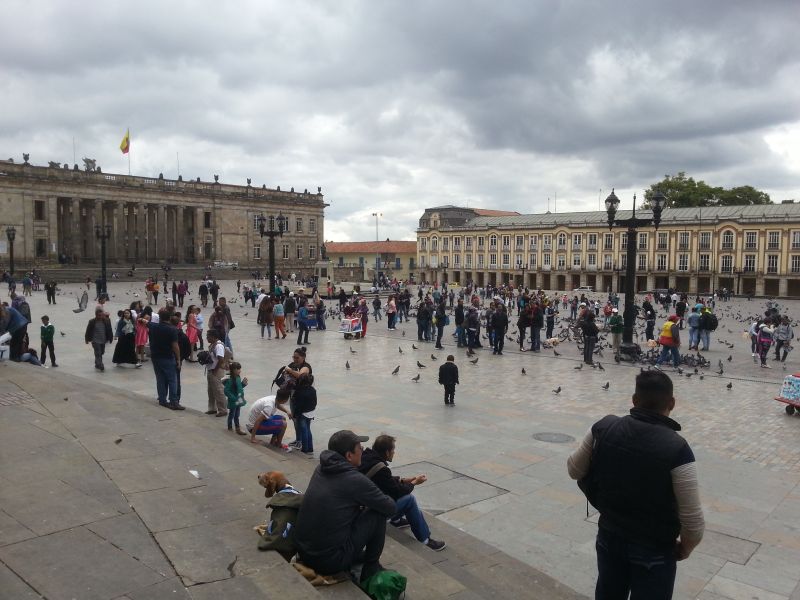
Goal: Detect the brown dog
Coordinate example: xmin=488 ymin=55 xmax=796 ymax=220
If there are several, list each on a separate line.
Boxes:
xmin=258 ymin=470 xmax=290 ymax=498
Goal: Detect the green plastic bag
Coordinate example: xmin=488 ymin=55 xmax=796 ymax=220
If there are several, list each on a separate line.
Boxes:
xmin=360 ymin=570 xmax=407 ymax=600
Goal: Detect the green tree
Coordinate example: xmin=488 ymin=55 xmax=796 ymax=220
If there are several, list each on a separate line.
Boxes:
xmin=642 ymin=173 xmax=771 ymax=208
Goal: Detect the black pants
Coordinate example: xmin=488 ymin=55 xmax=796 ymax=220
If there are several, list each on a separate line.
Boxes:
xmin=546 ymin=321 xmax=554 ymax=339
xmin=584 ymin=336 xmax=597 ymax=364
xmin=46 ymin=291 xmax=56 ymax=304
xmin=40 ymin=341 xmax=56 ymax=365
xmin=9 ymin=326 xmax=27 ymax=361
xmin=518 ymin=326 xmax=527 ymax=349
xmin=443 ymin=384 xmax=455 ymax=404
xmin=92 ymin=342 xmax=106 ymax=368
xmin=494 ymin=332 xmax=505 ymax=354
xmin=775 ymin=339 xmax=789 ymax=362
xmin=435 ymin=325 xmax=444 ymax=348
xmin=297 ymin=325 xmax=309 ymax=345
xmin=299 ymin=509 xmax=387 ymax=577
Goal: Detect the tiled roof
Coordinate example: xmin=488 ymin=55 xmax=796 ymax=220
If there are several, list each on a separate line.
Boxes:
xmin=326 ymin=241 xmax=417 ymax=254
xmin=452 ymin=204 xmax=800 ymax=229
xmin=472 ymin=209 xmax=521 ymax=216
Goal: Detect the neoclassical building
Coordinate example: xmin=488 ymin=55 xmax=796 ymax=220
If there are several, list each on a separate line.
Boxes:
xmin=416 ymin=204 xmax=800 ymax=297
xmin=0 ymin=159 xmax=326 ymax=273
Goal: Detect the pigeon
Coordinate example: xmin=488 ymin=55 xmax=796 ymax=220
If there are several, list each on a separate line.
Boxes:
xmin=699 ymin=375 xmax=704 ymax=380
xmin=470 ymin=357 xmax=479 ymax=364
xmin=243 ymin=312 xmax=248 ymax=317
xmin=73 ymin=291 xmax=89 ymax=313
xmin=430 ymin=354 xmax=437 ymax=361
xmin=574 ymin=363 xmax=583 ymax=370
xmin=727 ymin=355 xmax=732 ymax=362
xmin=399 ymin=347 xmax=403 ymax=354
xmin=60 ymin=331 xmax=66 ymax=337
xmin=417 ymin=361 xmax=426 ymax=368
xmin=402 ymin=331 xmax=406 ymax=337
xmin=346 ymin=361 xmax=351 ymax=370
xmin=553 ymin=349 xmax=561 ymax=356
xmin=553 ymin=386 xmax=561 ymax=394
xmin=726 ymin=382 xmax=733 ymax=390
xmin=521 ymin=368 xmax=526 ymax=375
xmin=63 ymin=397 xmax=68 ymax=401
xmin=114 ymin=438 xmax=122 ymax=444
xmin=466 ymin=348 xmax=475 ymax=356
xmin=412 ymin=344 xmax=419 ymax=350
xmin=411 ymin=374 xmax=420 ymax=382
xmin=391 ymin=365 xmax=400 ymax=375
xmin=602 ymin=382 xmax=610 ymax=390
xmin=597 ymin=362 xmax=605 ymax=371
xmin=350 ymin=346 xmax=357 ymax=354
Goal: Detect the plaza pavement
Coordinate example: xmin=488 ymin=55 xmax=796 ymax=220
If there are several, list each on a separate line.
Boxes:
xmin=4 ymin=280 xmax=800 ymax=599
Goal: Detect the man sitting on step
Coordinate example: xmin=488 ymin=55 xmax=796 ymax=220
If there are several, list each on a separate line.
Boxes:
xmin=359 ymin=435 xmax=446 ymax=552
xmin=294 ymin=430 xmax=397 ymax=583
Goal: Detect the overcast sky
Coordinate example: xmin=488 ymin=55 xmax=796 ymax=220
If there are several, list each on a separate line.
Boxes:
xmin=2 ymin=1 xmax=799 ymax=242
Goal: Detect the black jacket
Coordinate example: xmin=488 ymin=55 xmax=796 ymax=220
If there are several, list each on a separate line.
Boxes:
xmin=358 ymin=448 xmax=413 ymax=500
xmin=84 ymin=317 xmax=113 ymax=344
xmin=584 ymin=408 xmax=692 ymax=550
xmin=294 ymin=451 xmax=395 ymax=562
xmin=491 ymin=311 xmax=509 ymax=333
xmin=454 ymin=304 xmax=465 ymax=326
xmin=438 ymin=361 xmax=459 ymax=386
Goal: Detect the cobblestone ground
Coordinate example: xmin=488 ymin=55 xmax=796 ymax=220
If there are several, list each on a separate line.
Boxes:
xmin=8 ymin=280 xmax=800 ymax=599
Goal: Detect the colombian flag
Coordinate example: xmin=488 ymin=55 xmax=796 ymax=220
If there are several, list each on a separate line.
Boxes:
xmin=119 ymin=129 xmax=130 ymax=154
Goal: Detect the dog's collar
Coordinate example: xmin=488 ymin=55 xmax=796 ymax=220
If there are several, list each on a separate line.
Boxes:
xmin=278 ymin=484 xmax=301 ymax=495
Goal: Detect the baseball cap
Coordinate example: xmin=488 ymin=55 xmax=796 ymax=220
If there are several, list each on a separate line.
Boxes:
xmin=328 ymin=430 xmax=369 ymax=456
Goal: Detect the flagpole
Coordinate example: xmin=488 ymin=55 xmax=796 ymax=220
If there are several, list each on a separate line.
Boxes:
xmin=127 ymin=127 xmax=131 ymax=175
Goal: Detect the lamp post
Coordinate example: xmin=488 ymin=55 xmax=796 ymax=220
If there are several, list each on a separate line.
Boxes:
xmin=605 ymin=189 xmax=666 ymax=361
xmin=371 ymin=212 xmax=382 ymax=287
xmin=257 ymin=213 xmax=287 ymax=296
xmin=5 ymin=226 xmax=16 ymax=276
xmin=94 ymin=224 xmax=112 ymax=299
xmin=517 ymin=259 xmax=528 ymax=290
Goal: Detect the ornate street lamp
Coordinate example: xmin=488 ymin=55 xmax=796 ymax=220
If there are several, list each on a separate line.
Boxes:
xmin=257 ymin=213 xmax=287 ymax=295
xmin=5 ymin=226 xmax=16 ymax=276
xmin=516 ymin=258 xmax=528 ymax=290
xmin=94 ymin=224 xmax=112 ymax=299
xmin=605 ymin=189 xmax=666 ymax=360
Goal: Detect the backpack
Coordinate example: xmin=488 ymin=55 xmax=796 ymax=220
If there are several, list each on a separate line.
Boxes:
xmin=706 ymin=313 xmax=719 ymax=331
xmin=257 ymin=490 xmax=304 ymax=562
xmin=196 ymin=350 xmax=213 ymax=365
xmin=360 ymin=570 xmax=407 ymax=600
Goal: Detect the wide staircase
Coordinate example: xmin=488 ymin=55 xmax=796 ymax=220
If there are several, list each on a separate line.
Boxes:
xmin=0 ymin=361 xmax=585 ymax=600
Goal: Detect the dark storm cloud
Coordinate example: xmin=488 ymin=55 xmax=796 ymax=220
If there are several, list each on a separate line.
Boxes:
xmin=1 ymin=0 xmax=798 ymax=241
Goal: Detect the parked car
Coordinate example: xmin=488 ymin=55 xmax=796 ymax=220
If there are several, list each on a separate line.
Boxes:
xmin=573 ymin=286 xmax=594 ymax=293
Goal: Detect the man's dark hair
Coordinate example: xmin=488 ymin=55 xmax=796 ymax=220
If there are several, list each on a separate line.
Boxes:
xmin=206 ymin=328 xmax=220 ymax=340
xmin=373 ymin=434 xmax=396 ymax=459
xmin=634 ymin=371 xmax=674 ymax=412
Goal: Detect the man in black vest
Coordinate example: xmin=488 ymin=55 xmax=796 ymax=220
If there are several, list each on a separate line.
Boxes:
xmin=567 ymin=371 xmax=704 ymax=599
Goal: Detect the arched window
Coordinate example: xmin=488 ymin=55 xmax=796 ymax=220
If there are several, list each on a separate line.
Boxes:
xmin=431 ymin=236 xmax=439 ymax=252
xmin=558 ymin=233 xmax=567 ymax=248
xmin=489 ymin=235 xmax=498 ymax=249
xmin=722 ymin=230 xmax=734 ymax=250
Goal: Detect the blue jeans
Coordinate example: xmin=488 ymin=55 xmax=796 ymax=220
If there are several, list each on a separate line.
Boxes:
xmin=455 ymin=325 xmax=467 ymax=346
xmin=224 ymin=333 xmax=233 ymax=351
xmin=417 ymin=321 xmax=430 ymax=341
xmin=530 ymin=326 xmax=541 ymax=351
xmin=656 ymin=345 xmax=680 ymax=367
xmin=688 ymin=327 xmax=698 ymax=348
xmin=595 ymin=527 xmax=677 ymax=600
xmin=297 ymin=415 xmax=313 ymax=453
xmin=227 ymin=405 xmax=241 ymax=429
xmin=699 ymin=330 xmax=710 ymax=350
xmin=152 ymin=357 xmax=178 ymax=405
xmin=392 ymin=494 xmax=430 ymax=543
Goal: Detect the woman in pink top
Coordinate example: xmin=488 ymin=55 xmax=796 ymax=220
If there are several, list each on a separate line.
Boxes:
xmin=134 ymin=312 xmax=150 ymax=367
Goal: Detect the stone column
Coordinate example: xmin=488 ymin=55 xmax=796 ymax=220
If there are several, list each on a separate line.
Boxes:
xmin=148 ymin=205 xmax=157 ymax=262
xmin=70 ymin=199 xmax=82 ymax=262
xmin=157 ymin=204 xmax=167 ymax=261
xmin=126 ymin=203 xmax=136 ymax=262
xmin=196 ymin=207 xmax=205 ymax=261
xmin=137 ymin=204 xmax=148 ymax=263
xmin=176 ymin=206 xmax=185 ymax=263
xmin=47 ymin=196 xmax=58 ymax=261
xmin=114 ymin=202 xmax=125 ymax=262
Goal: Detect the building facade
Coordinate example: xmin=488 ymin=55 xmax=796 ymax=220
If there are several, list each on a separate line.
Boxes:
xmin=417 ymin=204 xmax=800 ymax=297
xmin=325 ymin=240 xmax=417 ymax=282
xmin=0 ymin=159 xmax=326 ymax=275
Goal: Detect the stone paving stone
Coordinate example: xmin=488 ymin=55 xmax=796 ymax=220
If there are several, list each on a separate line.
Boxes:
xmin=0 ymin=508 xmax=36 ymax=547
xmin=127 ymin=577 xmax=192 ymax=600
xmin=0 ymin=527 xmax=165 ymax=600
xmin=0 ymin=478 xmax=122 ymax=536
xmin=697 ymin=529 xmax=761 ymax=565
xmin=86 ymin=513 xmax=174 ymax=577
xmin=0 ymin=559 xmax=42 ymax=599
xmin=127 ymin=488 xmax=207 ymax=533
xmin=704 ymin=574 xmax=789 ymax=600
xmin=410 ymin=476 xmax=507 ymax=515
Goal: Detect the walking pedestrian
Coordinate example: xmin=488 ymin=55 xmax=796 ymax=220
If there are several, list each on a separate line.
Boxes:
xmin=655 ymin=315 xmax=681 ymax=368
xmin=438 ymin=355 xmax=459 ymax=405
xmin=39 ymin=315 xmax=57 ymax=367
xmin=84 ymin=308 xmax=113 ymax=371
